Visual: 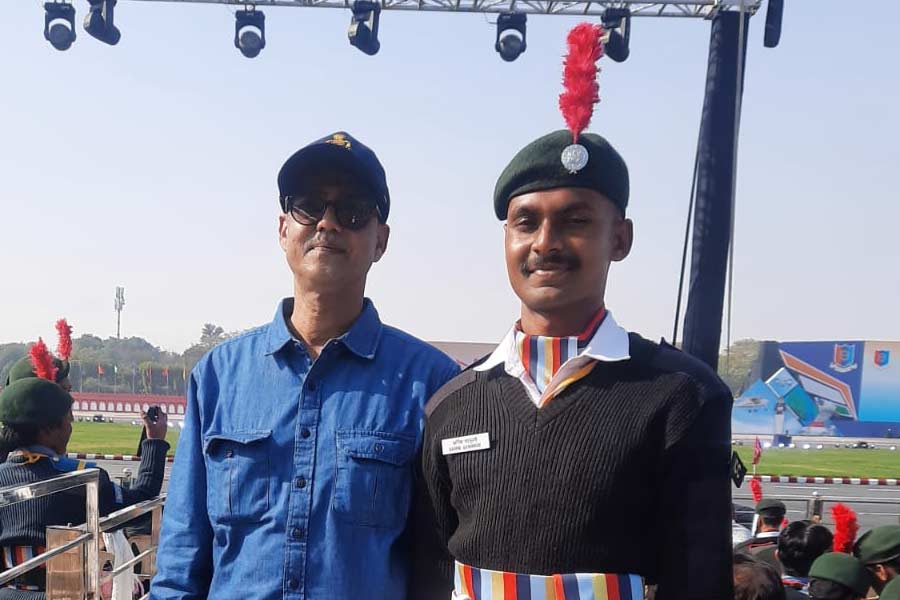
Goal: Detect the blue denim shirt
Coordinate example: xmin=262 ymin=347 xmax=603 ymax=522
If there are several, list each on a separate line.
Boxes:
xmin=151 ymin=299 xmax=459 ymax=600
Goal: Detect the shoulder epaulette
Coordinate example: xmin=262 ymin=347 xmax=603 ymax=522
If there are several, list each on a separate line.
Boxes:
xmin=49 ymin=456 xmax=97 ymax=472
xmin=425 ymin=369 xmax=477 ymax=418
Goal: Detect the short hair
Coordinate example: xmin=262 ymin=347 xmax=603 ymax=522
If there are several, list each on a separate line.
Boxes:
xmin=734 ymin=552 xmax=787 ymax=600
xmin=778 ymin=521 xmax=834 ymax=576
xmin=808 ymin=578 xmax=856 ymax=600
xmin=761 ymin=514 xmax=786 ymax=528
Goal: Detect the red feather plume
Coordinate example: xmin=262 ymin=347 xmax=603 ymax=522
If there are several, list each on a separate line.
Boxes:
xmin=29 ymin=338 xmax=58 ymax=382
xmin=750 ymin=477 xmax=763 ymax=503
xmin=831 ymin=503 xmax=859 ymax=554
xmin=559 ymin=23 xmax=605 ymax=143
xmin=56 ymin=318 xmax=73 ymax=361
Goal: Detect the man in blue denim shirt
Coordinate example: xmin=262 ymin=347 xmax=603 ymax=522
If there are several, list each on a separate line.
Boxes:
xmin=151 ymin=132 xmax=459 ymax=600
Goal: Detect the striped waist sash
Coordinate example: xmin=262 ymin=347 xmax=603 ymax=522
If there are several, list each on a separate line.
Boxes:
xmin=454 ymin=561 xmax=644 ymax=600
xmin=2 ymin=545 xmax=46 ymax=591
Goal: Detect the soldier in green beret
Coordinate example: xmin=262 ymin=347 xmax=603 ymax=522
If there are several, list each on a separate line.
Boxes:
xmin=0 ymin=366 xmax=169 ymax=598
xmin=735 ymin=499 xmax=788 ymax=569
xmin=410 ymin=23 xmax=733 ymax=600
xmin=5 ymin=355 xmax=72 ymax=392
xmin=853 ymin=525 xmax=900 ymax=593
xmin=807 ymin=552 xmax=870 ymax=600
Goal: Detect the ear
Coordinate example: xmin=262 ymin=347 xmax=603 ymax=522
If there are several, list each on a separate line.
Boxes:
xmin=610 ymin=217 xmax=634 ymax=263
xmin=373 ymin=224 xmax=390 ymax=263
xmin=278 ymin=213 xmax=289 ymax=252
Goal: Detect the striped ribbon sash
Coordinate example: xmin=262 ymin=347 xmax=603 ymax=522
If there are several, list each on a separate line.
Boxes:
xmin=2 ymin=545 xmax=46 ymax=591
xmin=454 ymin=561 xmax=644 ymax=600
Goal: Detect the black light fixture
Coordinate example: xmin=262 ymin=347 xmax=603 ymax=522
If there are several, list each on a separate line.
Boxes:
xmin=84 ymin=0 xmax=120 ymax=45
xmin=44 ymin=2 xmax=76 ymax=51
xmin=494 ymin=12 xmax=526 ymax=62
xmin=763 ymin=0 xmax=784 ymax=48
xmin=601 ymin=7 xmax=631 ymax=63
xmin=234 ymin=8 xmax=265 ymax=58
xmin=348 ymin=1 xmax=381 ymax=56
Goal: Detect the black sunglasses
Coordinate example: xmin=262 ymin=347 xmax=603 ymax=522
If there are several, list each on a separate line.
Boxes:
xmin=284 ymin=194 xmax=381 ymax=231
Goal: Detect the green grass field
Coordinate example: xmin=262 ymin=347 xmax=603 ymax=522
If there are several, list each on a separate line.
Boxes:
xmin=734 ymin=446 xmax=900 ymax=478
xmin=69 ymin=422 xmax=179 ymax=455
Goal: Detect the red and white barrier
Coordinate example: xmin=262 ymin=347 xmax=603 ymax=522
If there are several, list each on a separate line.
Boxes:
xmin=67 ymin=453 xmax=175 ymax=463
xmin=755 ymin=475 xmax=899 ymax=486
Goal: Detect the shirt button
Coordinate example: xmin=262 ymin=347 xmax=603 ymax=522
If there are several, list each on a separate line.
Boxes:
xmin=224 ymin=448 xmax=234 ymax=458
xmin=292 ymin=527 xmax=304 ymax=540
xmin=374 ymin=443 xmax=384 ymax=453
xmin=295 ymin=477 xmax=307 ymax=489
xmin=287 ymin=578 xmax=299 ymax=589
xmin=300 ymin=428 xmax=311 ymax=439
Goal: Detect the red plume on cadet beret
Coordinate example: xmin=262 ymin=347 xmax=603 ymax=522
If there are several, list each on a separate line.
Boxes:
xmin=56 ymin=318 xmax=73 ymax=361
xmin=832 ymin=503 xmax=859 ymax=554
xmin=29 ymin=338 xmax=58 ymax=382
xmin=559 ymin=23 xmax=604 ymax=144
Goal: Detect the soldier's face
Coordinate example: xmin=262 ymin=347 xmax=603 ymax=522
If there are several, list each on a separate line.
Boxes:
xmin=504 ymin=188 xmax=632 ymax=317
xmin=279 ymin=176 xmax=389 ymax=295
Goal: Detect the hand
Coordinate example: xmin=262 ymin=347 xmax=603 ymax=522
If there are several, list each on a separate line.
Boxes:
xmin=142 ymin=409 xmax=168 ymax=440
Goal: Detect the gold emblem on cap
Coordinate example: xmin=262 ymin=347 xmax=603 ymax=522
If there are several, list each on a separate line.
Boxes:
xmin=326 ymin=133 xmax=352 ymax=150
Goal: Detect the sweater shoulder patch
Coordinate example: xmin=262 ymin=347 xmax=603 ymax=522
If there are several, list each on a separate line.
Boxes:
xmin=50 ymin=456 xmax=98 ymax=472
xmin=425 ymin=369 xmax=477 ymax=418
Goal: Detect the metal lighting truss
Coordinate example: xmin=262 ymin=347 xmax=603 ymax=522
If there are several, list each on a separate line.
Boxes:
xmin=110 ymin=0 xmax=762 ymax=18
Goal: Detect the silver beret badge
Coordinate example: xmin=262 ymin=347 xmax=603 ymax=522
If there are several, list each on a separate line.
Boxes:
xmin=561 ymin=143 xmax=589 ymax=174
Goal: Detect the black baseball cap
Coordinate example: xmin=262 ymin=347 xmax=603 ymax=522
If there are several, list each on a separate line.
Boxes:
xmin=277 ymin=131 xmax=390 ymax=222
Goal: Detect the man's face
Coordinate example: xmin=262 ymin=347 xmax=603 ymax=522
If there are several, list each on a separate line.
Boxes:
xmin=59 ymin=376 xmax=72 ymax=393
xmin=504 ymin=187 xmax=633 ymax=315
xmin=278 ymin=174 xmax=389 ymax=294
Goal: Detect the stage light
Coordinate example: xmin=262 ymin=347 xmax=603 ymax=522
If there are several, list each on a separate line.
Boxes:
xmin=44 ymin=2 xmax=76 ymax=51
xmin=764 ymin=0 xmax=783 ymax=48
xmin=494 ymin=13 xmax=526 ymax=62
xmin=348 ymin=1 xmax=381 ymax=56
xmin=234 ymin=9 xmax=265 ymax=58
xmin=601 ymin=7 xmax=631 ymax=63
xmin=84 ymin=0 xmax=120 ymax=45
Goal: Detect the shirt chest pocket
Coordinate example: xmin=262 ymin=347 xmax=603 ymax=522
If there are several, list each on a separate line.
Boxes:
xmin=332 ymin=430 xmax=416 ymax=529
xmin=203 ymin=430 xmax=272 ymax=524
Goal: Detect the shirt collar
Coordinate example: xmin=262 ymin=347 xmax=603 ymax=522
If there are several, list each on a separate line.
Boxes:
xmin=23 ymin=444 xmax=59 ymax=458
xmin=265 ymin=297 xmax=383 ymax=360
xmin=475 ymin=309 xmax=631 ymax=372
xmin=756 ymin=531 xmax=781 ymax=539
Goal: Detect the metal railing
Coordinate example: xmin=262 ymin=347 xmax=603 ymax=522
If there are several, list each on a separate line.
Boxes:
xmin=0 ymin=469 xmax=165 ymax=599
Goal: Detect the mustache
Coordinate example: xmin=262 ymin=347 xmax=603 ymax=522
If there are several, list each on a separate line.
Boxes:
xmin=304 ymin=234 xmax=345 ymax=252
xmin=521 ymin=253 xmax=580 ymax=275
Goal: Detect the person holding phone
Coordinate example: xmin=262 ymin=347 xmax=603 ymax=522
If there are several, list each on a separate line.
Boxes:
xmin=0 ymin=351 xmax=169 ymax=599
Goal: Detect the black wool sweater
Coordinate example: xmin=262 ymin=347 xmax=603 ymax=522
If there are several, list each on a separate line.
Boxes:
xmin=409 ymin=334 xmax=734 ymax=600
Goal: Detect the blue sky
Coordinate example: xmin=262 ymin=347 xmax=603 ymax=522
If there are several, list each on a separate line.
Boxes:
xmin=2 ymin=1 xmax=898 ymax=352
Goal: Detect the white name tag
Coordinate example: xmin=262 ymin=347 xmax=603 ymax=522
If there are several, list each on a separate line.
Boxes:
xmin=441 ymin=433 xmax=491 ymax=456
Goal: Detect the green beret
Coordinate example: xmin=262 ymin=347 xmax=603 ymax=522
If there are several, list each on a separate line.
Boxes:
xmin=809 ymin=553 xmax=871 ymax=596
xmin=756 ymin=498 xmax=787 ymax=516
xmin=880 ymin=577 xmax=900 ymax=600
xmin=853 ymin=525 xmax=900 ymax=565
xmin=0 ymin=378 xmax=73 ymax=428
xmin=493 ymin=130 xmax=629 ymax=220
xmin=5 ymin=355 xmax=70 ymax=386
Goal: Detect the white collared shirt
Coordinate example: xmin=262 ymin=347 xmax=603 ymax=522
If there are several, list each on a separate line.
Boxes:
xmin=474 ymin=310 xmax=631 ymax=406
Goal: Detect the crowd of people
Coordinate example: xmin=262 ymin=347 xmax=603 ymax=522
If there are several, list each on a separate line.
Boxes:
xmin=731 ymin=499 xmax=900 ymax=600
